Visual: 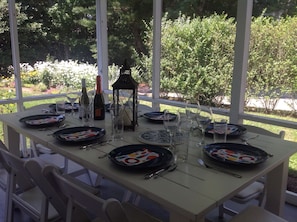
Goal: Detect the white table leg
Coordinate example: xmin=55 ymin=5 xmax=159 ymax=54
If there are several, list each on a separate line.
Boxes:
xmin=265 ymin=159 xmax=289 ymax=216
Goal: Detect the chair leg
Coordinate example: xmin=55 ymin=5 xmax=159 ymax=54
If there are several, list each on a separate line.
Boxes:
xmin=122 ymin=190 xmax=133 ymax=202
xmin=218 ymin=204 xmax=225 ymax=219
xmin=218 ymin=203 xmax=238 ymax=218
xmin=6 ymin=172 xmax=14 ymax=222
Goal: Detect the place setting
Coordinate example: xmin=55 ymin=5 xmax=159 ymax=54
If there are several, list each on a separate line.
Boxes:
xmin=52 ymin=126 xmax=106 ymax=147
xmin=19 ymin=113 xmax=66 ymax=129
xmin=142 ymin=110 xmax=177 ymax=123
xmin=190 ymin=113 xmax=271 ymax=177
xmin=107 ymin=143 xmax=176 ymax=179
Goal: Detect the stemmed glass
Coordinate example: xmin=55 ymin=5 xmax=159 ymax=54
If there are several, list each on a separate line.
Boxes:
xmin=163 ymin=110 xmax=181 ymax=151
xmin=66 ymin=93 xmax=78 ymax=116
xmin=185 ymin=100 xmax=201 ymax=125
xmin=196 ymin=107 xmax=213 ymax=147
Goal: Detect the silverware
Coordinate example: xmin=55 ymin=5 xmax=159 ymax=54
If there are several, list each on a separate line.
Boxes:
xmin=39 ymin=123 xmax=68 ymax=131
xmin=241 ymin=135 xmax=273 ymax=157
xmin=144 ymin=163 xmax=177 ymax=180
xmin=80 ymin=140 xmax=110 ymax=150
xmin=197 ymin=158 xmax=242 ymax=178
xmin=241 ymin=134 xmax=259 ymax=145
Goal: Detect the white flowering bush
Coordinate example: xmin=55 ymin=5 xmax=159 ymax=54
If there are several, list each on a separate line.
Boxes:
xmin=32 ymin=60 xmax=98 ymax=89
xmin=20 ymin=60 xmax=141 ymax=91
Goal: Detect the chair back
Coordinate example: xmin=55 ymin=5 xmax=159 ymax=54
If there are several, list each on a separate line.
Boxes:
xmin=0 ymin=140 xmax=11 ymax=172
xmin=0 ymin=140 xmax=35 ymax=191
xmin=24 ymin=159 xmax=69 ymax=221
xmin=42 ymin=164 xmax=130 ymax=222
xmin=243 ymin=125 xmax=285 ymax=139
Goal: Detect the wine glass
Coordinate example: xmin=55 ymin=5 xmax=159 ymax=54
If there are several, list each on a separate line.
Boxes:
xmin=66 ymin=93 xmax=78 ymax=116
xmin=185 ymin=100 xmax=201 ymax=125
xmin=196 ymin=107 xmax=213 ymax=147
xmin=163 ymin=110 xmax=181 ymax=151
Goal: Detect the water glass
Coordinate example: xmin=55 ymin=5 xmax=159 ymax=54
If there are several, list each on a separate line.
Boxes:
xmin=196 ymin=107 xmax=212 ymax=147
xmin=110 ymin=103 xmax=124 ymax=141
xmin=56 ymin=100 xmax=66 ymax=115
xmin=213 ymin=118 xmax=228 ymax=143
xmin=163 ymin=110 xmax=180 ymax=150
xmin=111 ymin=114 xmax=124 ymax=141
xmin=175 ymin=118 xmax=191 ymax=163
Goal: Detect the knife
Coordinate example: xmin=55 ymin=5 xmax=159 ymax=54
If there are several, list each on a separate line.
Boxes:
xmin=144 ymin=163 xmax=177 ymax=180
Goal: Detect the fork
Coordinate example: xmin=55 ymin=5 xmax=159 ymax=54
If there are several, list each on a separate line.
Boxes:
xmin=240 ymin=134 xmax=259 ymax=145
xmin=197 ymin=158 xmax=242 ymax=178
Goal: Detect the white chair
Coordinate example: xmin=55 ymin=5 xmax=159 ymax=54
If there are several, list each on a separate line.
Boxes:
xmin=26 ymin=104 xmax=94 ymax=185
xmin=25 ymin=158 xmax=162 ymax=222
xmin=229 ymin=206 xmax=288 ymax=222
xmin=31 ymin=136 xmax=95 ymax=186
xmin=0 ymin=162 xmax=8 ymax=191
xmin=0 ymin=140 xmax=60 ymax=222
xmin=218 ymin=125 xmax=285 ymax=218
xmin=24 ymin=158 xmax=100 ymax=222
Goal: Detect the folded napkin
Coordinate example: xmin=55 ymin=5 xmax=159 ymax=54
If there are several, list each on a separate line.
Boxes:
xmin=115 ymin=148 xmax=159 ymax=166
xmin=60 ymin=129 xmax=99 ymax=141
xmin=26 ymin=116 xmax=60 ymax=125
xmin=210 ymin=148 xmax=257 ymax=163
xmin=208 ymin=125 xmax=238 ymax=134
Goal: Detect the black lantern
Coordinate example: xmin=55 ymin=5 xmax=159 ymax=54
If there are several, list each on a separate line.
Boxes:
xmin=112 ymin=60 xmax=138 ymax=131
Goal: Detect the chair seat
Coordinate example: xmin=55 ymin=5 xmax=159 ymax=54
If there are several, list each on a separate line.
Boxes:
xmin=232 ymin=181 xmax=264 ymax=203
xmin=0 ymin=167 xmax=8 ymax=191
xmin=122 ymin=202 xmax=162 ymax=222
xmin=229 ymin=206 xmax=287 ymax=222
xmin=36 ymin=144 xmax=56 ymax=154
xmin=17 ymin=186 xmax=59 ymax=220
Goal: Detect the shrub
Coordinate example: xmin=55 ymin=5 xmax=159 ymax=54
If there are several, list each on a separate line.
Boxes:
xmin=137 ymin=13 xmax=236 ymax=106
xmin=137 ymin=13 xmax=297 ymax=110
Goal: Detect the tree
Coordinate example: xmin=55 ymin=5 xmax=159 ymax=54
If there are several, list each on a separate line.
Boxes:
xmin=253 ymin=0 xmax=297 ymax=18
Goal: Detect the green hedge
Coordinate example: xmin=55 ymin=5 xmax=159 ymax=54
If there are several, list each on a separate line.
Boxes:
xmin=137 ymin=14 xmax=297 ymax=110
xmin=4 ymin=14 xmax=297 ymax=112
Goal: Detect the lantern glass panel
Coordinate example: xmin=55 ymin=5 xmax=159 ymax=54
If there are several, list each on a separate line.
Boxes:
xmin=112 ymin=61 xmax=138 ymax=131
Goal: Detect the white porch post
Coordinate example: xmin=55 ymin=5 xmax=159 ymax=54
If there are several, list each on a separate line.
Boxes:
xmin=151 ymin=0 xmax=162 ymax=110
xmin=230 ymin=0 xmax=253 ymax=124
xmin=8 ymin=0 xmax=27 ymax=156
xmin=8 ymin=0 xmax=23 ymax=112
xmin=96 ymin=0 xmax=108 ymax=90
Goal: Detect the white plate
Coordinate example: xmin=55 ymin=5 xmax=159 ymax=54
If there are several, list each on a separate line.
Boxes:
xmin=138 ymin=130 xmax=183 ymax=146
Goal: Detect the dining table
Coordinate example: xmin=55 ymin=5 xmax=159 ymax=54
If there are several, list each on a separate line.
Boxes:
xmin=1 ymin=105 xmax=297 ymax=222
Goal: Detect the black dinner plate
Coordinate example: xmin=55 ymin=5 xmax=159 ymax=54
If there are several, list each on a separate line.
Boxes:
xmin=203 ymin=143 xmax=268 ymax=166
xmin=19 ymin=114 xmax=65 ymax=128
xmin=53 ymin=127 xmax=106 ymax=144
xmin=205 ymin=123 xmax=246 ymax=138
xmin=49 ymin=103 xmax=79 ymax=112
xmin=143 ymin=111 xmax=177 ymax=123
xmin=108 ymin=144 xmax=173 ymax=170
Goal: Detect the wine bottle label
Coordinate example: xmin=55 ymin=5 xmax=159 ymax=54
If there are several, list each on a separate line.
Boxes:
xmin=95 ymin=108 xmax=102 ymax=117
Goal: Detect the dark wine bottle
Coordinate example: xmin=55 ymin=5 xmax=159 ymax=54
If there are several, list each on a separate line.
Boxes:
xmin=93 ymin=75 xmax=105 ymax=120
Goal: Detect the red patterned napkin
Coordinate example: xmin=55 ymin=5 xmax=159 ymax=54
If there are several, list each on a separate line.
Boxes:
xmin=115 ymin=148 xmax=159 ymax=166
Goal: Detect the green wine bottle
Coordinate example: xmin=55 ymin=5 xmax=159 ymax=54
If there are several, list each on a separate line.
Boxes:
xmin=79 ymin=78 xmax=90 ymax=119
